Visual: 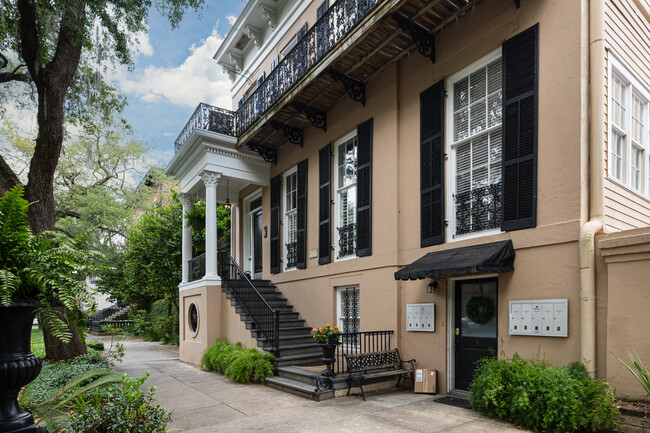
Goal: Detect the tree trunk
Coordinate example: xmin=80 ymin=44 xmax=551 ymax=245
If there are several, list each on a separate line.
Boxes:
xmin=42 ymin=307 xmax=87 ymax=361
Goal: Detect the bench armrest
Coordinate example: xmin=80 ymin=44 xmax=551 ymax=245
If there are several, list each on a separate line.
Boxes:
xmin=401 ymin=359 xmax=416 ymax=370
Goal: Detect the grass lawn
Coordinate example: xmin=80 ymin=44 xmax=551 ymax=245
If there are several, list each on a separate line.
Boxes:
xmin=31 ymin=328 xmax=45 ymax=359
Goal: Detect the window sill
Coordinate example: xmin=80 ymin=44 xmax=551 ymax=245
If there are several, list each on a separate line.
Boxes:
xmin=334 ymin=254 xmax=357 ymax=263
xmin=448 ymin=227 xmax=503 ymax=243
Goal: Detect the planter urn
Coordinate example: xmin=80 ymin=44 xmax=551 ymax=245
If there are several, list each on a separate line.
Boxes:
xmin=314 ymin=341 xmax=339 ymax=392
xmin=0 ymin=302 xmax=43 ymax=433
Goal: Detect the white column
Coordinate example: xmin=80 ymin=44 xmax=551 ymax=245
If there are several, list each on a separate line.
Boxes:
xmin=179 ymin=193 xmax=192 ymax=284
xmin=202 ymin=171 xmax=221 ymax=278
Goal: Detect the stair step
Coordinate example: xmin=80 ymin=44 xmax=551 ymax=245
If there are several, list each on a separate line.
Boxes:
xmin=265 ymin=377 xmax=334 ymax=401
xmin=268 ymin=344 xmax=322 ymax=357
xmin=245 ymin=319 xmax=306 ymax=330
xmin=274 ymin=353 xmax=324 ymax=367
xmin=230 ymin=298 xmax=289 ymax=308
xmin=252 ymin=327 xmax=311 ymax=338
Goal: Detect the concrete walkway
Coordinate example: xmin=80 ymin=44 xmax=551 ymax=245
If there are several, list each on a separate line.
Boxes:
xmin=111 ymin=338 xmax=524 ymax=432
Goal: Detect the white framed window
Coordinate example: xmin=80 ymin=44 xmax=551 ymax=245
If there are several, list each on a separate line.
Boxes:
xmin=334 ymin=131 xmax=358 ymax=260
xmin=609 ymin=56 xmax=650 ymax=197
xmin=446 ymin=49 xmax=503 ymax=241
xmin=336 ymin=286 xmax=360 ymax=334
xmin=283 ymin=167 xmax=298 ymax=270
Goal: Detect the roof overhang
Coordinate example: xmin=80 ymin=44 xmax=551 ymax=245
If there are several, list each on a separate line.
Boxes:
xmin=394 ymin=240 xmax=516 ymax=280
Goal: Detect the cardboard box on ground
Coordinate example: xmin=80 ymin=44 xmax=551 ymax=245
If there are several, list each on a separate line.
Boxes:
xmin=414 ymin=369 xmax=437 ymax=394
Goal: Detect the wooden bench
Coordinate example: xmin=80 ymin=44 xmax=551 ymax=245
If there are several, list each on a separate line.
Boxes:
xmin=344 ymin=349 xmax=416 ymax=400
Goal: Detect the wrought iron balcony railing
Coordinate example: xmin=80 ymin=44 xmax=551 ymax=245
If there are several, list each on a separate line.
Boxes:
xmin=174 ymin=0 xmax=384 ymax=154
xmin=454 ymin=181 xmax=502 ymax=236
xmin=235 ymin=0 xmax=382 ymax=134
xmin=174 ymin=104 xmax=236 ymax=152
xmin=337 ymin=222 xmax=356 ymax=258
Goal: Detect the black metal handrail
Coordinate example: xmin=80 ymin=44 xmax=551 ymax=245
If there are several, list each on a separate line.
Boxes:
xmin=188 ymin=253 xmax=207 ymax=282
xmin=174 ymin=0 xmax=384 ymax=154
xmin=334 ymin=330 xmax=394 ymax=375
xmin=218 ymin=251 xmax=280 ymax=356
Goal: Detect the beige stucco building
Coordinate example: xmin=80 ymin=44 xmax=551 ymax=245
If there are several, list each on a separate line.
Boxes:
xmin=165 ymin=0 xmax=650 ymax=400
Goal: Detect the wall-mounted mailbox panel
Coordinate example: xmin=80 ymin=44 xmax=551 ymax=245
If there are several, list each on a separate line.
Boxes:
xmin=406 ymin=303 xmax=435 ymax=332
xmin=509 ymin=299 xmax=568 ymax=337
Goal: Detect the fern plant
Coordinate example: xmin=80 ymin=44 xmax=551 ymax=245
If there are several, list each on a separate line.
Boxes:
xmin=0 ymin=186 xmax=96 ymax=342
xmin=19 ymin=368 xmax=122 ymax=432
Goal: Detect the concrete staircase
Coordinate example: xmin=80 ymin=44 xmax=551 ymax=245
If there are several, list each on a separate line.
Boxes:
xmin=223 ymin=279 xmax=336 ymax=400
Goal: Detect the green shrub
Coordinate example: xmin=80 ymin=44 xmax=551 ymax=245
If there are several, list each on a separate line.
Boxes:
xmin=130 ymin=300 xmax=179 ymax=344
xmin=469 ymin=354 xmax=619 ymax=432
xmin=68 ymin=372 xmax=171 ymax=432
xmin=87 ymin=341 xmax=105 ymax=351
xmin=200 ymin=339 xmax=275 ymax=383
xmin=20 ymin=353 xmax=109 ymax=411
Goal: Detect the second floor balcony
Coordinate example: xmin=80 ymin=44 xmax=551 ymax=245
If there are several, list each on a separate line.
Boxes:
xmin=174 ymin=0 xmax=483 ymax=158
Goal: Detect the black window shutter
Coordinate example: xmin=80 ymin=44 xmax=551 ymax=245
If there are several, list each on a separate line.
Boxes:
xmin=318 ymin=144 xmax=332 ymax=265
xmin=420 ymin=79 xmax=445 ymax=247
xmin=296 ymin=159 xmax=308 ymax=269
xmin=501 ymin=24 xmax=539 ymax=231
xmin=270 ymin=175 xmax=281 ymax=274
xmin=356 ymin=119 xmax=373 ymax=257
xmin=317 ymin=0 xmax=328 ymax=20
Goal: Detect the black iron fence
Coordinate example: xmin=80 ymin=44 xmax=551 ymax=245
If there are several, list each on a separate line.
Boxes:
xmin=174 ymin=0 xmax=384 ymax=154
xmin=334 ymin=330 xmax=394 ymax=375
xmin=188 ymin=253 xmax=206 ymax=282
xmin=454 ymin=181 xmax=502 ymax=236
xmin=218 ymin=251 xmax=280 ymax=356
xmin=88 ymin=320 xmax=134 ymax=333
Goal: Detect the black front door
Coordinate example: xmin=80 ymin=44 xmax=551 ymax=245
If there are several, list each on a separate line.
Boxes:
xmin=454 ymin=278 xmax=498 ymax=391
xmin=253 ymin=210 xmax=263 ymax=278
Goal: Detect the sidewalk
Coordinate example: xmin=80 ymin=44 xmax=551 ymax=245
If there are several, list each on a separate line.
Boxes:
xmin=111 ymin=338 xmax=523 ymax=432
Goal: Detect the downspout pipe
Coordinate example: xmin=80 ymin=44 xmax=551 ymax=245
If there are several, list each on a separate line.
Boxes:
xmin=579 ymin=0 xmax=605 ymax=377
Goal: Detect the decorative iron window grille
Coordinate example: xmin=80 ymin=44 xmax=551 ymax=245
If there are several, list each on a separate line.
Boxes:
xmin=454 ymin=182 xmax=502 ymax=236
xmin=337 ymin=223 xmax=356 ymax=258
xmin=340 ymin=287 xmax=360 ymax=334
xmin=285 ymin=241 xmax=298 ymax=268
xmin=174 ymin=0 xmax=384 ymax=154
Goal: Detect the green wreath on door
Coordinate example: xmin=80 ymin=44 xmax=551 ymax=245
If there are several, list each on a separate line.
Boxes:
xmin=466 ymin=296 xmax=494 ymax=324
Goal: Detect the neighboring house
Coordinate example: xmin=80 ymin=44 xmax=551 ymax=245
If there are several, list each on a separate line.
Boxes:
xmin=133 ymin=167 xmax=180 ymax=220
xmin=165 ymin=0 xmax=650 ymax=399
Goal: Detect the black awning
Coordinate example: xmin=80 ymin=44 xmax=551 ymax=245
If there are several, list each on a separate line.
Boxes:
xmin=394 ymin=240 xmax=515 ymax=280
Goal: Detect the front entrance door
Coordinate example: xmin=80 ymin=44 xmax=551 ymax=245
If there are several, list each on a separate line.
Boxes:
xmin=454 ymin=278 xmax=498 ymax=391
xmin=253 ymin=210 xmax=263 ymax=279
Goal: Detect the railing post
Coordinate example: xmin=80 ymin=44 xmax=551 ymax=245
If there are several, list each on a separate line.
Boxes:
xmin=273 ymin=311 xmax=280 ymax=358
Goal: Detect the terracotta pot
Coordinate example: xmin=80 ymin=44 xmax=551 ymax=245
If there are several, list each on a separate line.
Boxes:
xmin=0 ymin=302 xmax=43 ymax=433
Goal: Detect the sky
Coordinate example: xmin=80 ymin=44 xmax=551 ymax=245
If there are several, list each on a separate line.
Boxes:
xmin=114 ymin=1 xmax=245 ymax=167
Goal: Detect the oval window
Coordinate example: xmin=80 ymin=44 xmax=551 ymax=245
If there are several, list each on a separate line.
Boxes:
xmin=189 ymin=303 xmax=199 ymax=334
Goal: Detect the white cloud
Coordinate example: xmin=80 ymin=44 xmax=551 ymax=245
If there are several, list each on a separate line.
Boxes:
xmin=131 ymin=30 xmax=154 ymax=57
xmin=113 ymin=27 xmax=231 ymax=109
xmin=226 ymin=14 xmax=237 ymax=25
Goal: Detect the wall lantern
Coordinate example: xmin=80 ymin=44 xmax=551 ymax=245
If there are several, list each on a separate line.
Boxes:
xmin=426 ymin=280 xmax=438 ymax=294
xmin=224 ymin=179 xmax=232 ymax=210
